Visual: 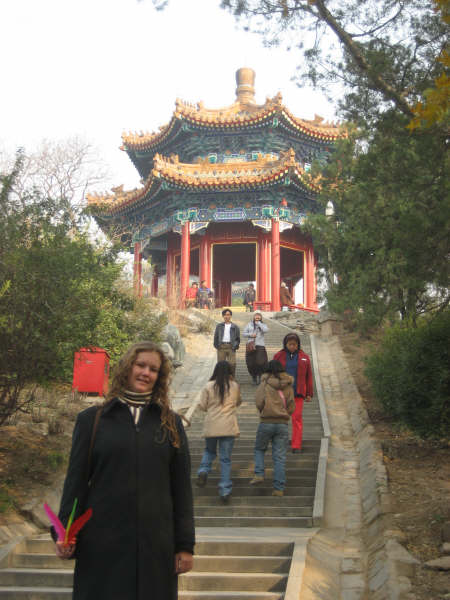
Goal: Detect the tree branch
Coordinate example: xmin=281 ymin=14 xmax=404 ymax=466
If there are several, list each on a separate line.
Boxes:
xmin=312 ymin=0 xmax=415 ymax=117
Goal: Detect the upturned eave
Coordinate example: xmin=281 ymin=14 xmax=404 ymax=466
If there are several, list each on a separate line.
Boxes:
xmin=87 ymin=149 xmax=320 ymax=218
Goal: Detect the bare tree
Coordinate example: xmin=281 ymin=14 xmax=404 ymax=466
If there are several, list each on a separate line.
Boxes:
xmin=0 ymin=137 xmax=111 ymax=227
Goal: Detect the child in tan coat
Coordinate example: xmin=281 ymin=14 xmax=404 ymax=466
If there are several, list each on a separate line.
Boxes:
xmin=196 ymin=361 xmax=241 ymax=503
xmin=250 ymin=360 xmax=295 ymax=496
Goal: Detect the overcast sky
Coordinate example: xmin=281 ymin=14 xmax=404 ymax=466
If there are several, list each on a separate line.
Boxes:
xmin=1 ymin=0 xmax=337 ymax=191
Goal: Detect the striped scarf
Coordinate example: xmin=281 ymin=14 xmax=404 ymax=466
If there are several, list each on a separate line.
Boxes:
xmin=118 ymin=390 xmax=153 ymax=426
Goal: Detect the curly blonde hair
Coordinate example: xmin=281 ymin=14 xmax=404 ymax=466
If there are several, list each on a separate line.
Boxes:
xmin=105 ymin=341 xmax=181 ymax=448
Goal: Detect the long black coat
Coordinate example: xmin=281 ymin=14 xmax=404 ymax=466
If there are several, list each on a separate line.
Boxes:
xmin=57 ymin=399 xmax=195 ymax=600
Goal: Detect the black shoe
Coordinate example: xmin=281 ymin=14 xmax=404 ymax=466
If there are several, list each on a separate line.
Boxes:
xmin=196 ymin=473 xmax=207 ymax=487
xmin=292 ymin=448 xmax=301 ymax=454
xmin=220 ymin=494 xmax=231 ymax=504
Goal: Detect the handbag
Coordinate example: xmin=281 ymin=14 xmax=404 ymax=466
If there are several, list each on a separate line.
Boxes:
xmin=246 ymin=340 xmax=256 ymax=353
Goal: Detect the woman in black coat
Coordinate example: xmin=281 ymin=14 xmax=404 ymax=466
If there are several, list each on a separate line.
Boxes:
xmin=54 ymin=341 xmax=195 ymax=599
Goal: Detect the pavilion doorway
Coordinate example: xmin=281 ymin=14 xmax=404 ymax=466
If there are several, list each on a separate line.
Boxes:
xmin=280 ymin=246 xmax=304 ymax=305
xmin=212 ymin=243 xmax=256 ymax=307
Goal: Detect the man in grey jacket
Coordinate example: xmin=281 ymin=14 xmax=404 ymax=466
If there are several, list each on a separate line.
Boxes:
xmin=213 ymin=308 xmax=240 ymax=376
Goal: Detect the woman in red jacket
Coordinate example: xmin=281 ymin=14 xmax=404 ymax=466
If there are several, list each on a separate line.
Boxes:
xmin=273 ymin=333 xmax=313 ymax=453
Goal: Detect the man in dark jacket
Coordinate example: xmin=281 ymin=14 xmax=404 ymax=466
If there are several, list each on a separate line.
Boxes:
xmin=213 ymin=308 xmax=240 ymax=376
xmin=273 ymin=332 xmax=313 ymax=453
xmin=243 ymin=283 xmax=256 ymax=312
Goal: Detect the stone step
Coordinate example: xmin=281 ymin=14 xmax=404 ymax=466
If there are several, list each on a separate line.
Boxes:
xmin=188 ymin=434 xmax=324 ymax=443
xmin=22 ymin=538 xmax=293 ymax=557
xmin=189 ymin=556 xmax=291 ymax=573
xmin=0 ymin=587 xmax=72 ymax=599
xmin=179 ymin=593 xmax=284 ymax=599
xmin=178 ymin=572 xmax=287 ymax=592
xmin=207 ymin=422 xmax=321 ymax=428
xmin=191 ymin=466 xmax=317 ymax=478
xmin=191 ymin=467 xmax=318 ymax=477
xmin=194 ymin=542 xmax=293 ymax=556
xmin=194 ymin=495 xmax=313 ymax=506
xmin=11 ymin=553 xmax=291 ymax=574
xmin=194 ymin=506 xmax=312 ymax=518
xmin=187 ymin=424 xmax=323 ymax=432
xmin=188 ymin=422 xmax=322 ymax=429
xmin=188 ymin=440 xmax=321 ymax=448
xmin=10 ymin=556 xmax=68 ymax=571
xmin=191 ymin=476 xmax=316 ymax=486
xmin=0 ymin=570 xmax=73 ymax=588
xmin=0 ymin=587 xmax=284 ymax=600
xmin=194 ymin=516 xmax=312 ymax=527
xmin=193 ymin=486 xmax=314 ymax=497
xmin=210 ymin=415 xmax=320 ymax=420
xmin=190 ymin=435 xmax=324 ymax=442
xmin=190 ymin=454 xmax=319 ymax=462
xmin=189 ymin=452 xmax=320 ymax=459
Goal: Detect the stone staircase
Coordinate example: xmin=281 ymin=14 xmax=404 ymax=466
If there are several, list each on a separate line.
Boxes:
xmin=0 ymin=536 xmax=293 ymax=599
xmin=190 ymin=312 xmax=322 ymax=530
xmin=0 ymin=311 xmax=323 ymax=599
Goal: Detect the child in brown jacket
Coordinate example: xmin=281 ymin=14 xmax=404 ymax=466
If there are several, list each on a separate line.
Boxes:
xmin=250 ymin=360 xmax=295 ymax=496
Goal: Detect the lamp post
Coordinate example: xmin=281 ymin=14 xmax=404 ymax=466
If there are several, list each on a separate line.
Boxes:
xmin=325 ymin=200 xmax=336 ymax=288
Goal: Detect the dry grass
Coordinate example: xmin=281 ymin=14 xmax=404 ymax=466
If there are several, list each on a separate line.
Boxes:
xmin=0 ymin=385 xmax=89 ymax=521
xmin=339 ymin=330 xmax=450 ymax=600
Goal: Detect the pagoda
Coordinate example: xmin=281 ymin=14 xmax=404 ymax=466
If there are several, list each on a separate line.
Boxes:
xmin=88 ymin=68 xmax=345 ymax=312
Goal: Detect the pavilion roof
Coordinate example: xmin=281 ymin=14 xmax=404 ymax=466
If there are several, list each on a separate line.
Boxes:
xmin=87 ymin=149 xmax=320 ymax=217
xmin=120 ymin=93 xmax=346 ymax=154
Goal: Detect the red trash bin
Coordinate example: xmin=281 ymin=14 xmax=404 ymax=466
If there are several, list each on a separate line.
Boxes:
xmin=72 ymin=347 xmax=110 ymax=396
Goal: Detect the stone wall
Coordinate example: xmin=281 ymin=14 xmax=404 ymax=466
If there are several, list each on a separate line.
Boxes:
xmin=300 ymin=335 xmax=417 ymax=600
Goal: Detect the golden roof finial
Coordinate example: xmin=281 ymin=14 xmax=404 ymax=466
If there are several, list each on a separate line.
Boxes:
xmin=236 ymin=67 xmax=256 ymax=104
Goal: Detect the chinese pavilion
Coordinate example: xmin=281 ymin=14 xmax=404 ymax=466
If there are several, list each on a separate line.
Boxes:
xmin=88 ymin=68 xmax=345 ymax=312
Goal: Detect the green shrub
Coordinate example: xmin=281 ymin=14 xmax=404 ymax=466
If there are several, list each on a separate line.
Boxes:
xmin=0 ymin=486 xmax=13 ymax=513
xmin=47 ymin=451 xmax=65 ymax=469
xmin=365 ymin=311 xmax=450 ymax=438
xmin=0 ymin=156 xmax=167 ymax=425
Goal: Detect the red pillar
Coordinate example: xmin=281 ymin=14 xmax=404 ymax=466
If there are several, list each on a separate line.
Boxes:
xmin=151 ymin=268 xmax=159 ymax=297
xmin=304 ymin=244 xmax=319 ymax=311
xmin=137 ymin=252 xmax=142 ymax=298
xmin=199 ymin=233 xmax=211 ymax=288
xmin=180 ymin=221 xmax=190 ymax=308
xmin=166 ymin=248 xmax=175 ymax=306
xmin=258 ymin=233 xmax=271 ymax=304
xmin=133 ymin=242 xmax=142 ymax=297
xmin=264 ymin=237 xmax=271 ymax=303
xmin=271 ymin=219 xmax=280 ymax=312
xmin=257 ymin=232 xmax=264 ymax=301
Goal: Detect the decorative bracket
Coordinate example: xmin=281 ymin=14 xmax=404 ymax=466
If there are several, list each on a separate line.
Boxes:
xmin=279 ymin=221 xmax=293 ymax=232
xmin=190 ymin=221 xmax=209 ymax=234
xmin=252 ymin=219 xmax=272 ymax=231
